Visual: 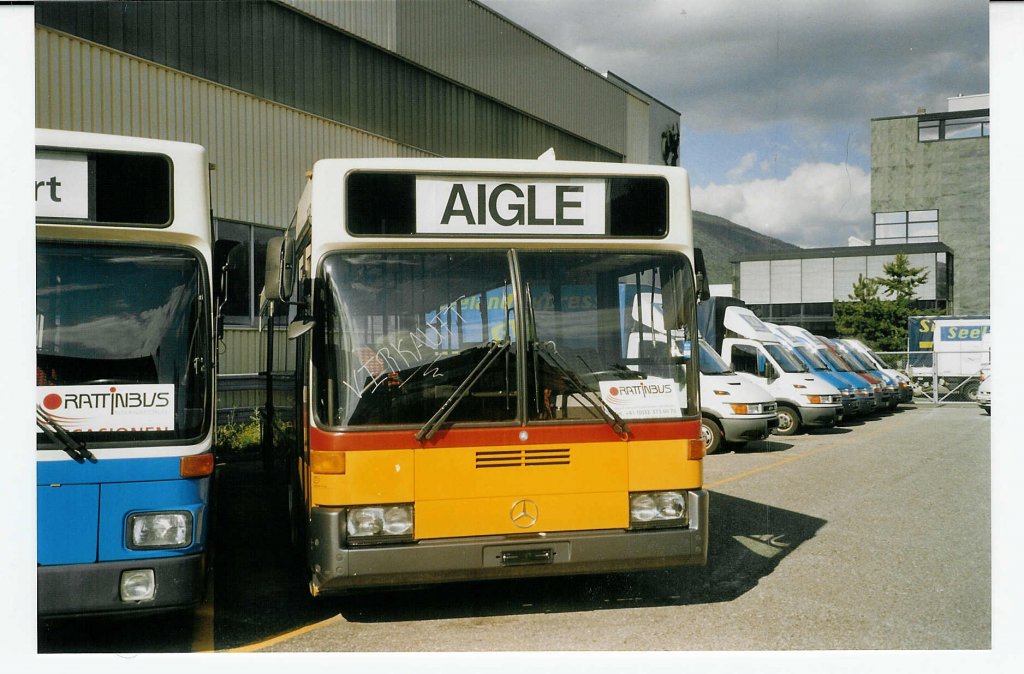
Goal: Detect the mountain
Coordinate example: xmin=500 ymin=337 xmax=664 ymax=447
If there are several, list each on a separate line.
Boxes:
xmin=692 ymin=211 xmax=801 ymax=289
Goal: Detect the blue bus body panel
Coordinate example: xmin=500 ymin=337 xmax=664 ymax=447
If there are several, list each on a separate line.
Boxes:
xmin=37 ymin=483 xmax=100 ymax=565
xmin=37 ymin=456 xmax=209 ymax=566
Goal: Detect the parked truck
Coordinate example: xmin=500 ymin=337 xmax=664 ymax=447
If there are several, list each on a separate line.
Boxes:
xmin=628 ymin=294 xmax=778 ymax=453
xmin=698 ymin=298 xmax=841 ymax=436
xmin=907 ymin=316 xmax=990 ymax=400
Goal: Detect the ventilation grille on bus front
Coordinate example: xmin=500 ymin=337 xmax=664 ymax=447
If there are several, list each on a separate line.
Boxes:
xmin=475 ymin=448 xmax=571 ymax=469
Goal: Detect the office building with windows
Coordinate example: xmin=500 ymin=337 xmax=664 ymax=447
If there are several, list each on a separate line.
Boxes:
xmin=732 ymin=94 xmax=988 ymax=334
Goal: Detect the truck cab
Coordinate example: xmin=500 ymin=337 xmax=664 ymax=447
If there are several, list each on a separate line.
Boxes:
xmin=696 ymin=339 xmax=778 ymax=453
xmin=718 ymin=307 xmax=841 ymax=436
xmin=763 ymin=322 xmax=860 ymax=422
xmin=839 ymin=338 xmax=913 ymax=404
xmin=777 ymin=324 xmax=878 ymax=415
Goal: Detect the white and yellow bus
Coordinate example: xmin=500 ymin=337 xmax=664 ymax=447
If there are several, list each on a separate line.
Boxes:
xmin=263 ymin=155 xmax=710 ymax=595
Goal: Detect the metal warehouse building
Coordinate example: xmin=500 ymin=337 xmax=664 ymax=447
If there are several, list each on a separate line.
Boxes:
xmin=34 ymin=0 xmax=680 ymax=418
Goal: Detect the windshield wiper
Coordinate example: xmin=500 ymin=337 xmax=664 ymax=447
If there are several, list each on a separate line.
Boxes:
xmin=534 ymin=344 xmax=630 ymax=438
xmin=36 ymin=406 xmax=96 ymax=463
xmin=416 ymin=340 xmax=511 ymax=442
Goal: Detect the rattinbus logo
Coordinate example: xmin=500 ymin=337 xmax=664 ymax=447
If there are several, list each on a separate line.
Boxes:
xmin=599 ymin=379 xmax=681 ymax=420
xmin=36 ymin=384 xmax=175 ymax=433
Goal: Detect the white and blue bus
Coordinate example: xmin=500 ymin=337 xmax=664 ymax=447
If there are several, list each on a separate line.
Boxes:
xmin=35 ymin=129 xmax=219 ymax=616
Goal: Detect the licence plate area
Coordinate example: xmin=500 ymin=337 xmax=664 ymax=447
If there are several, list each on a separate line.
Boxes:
xmin=483 ymin=542 xmax=569 ymax=568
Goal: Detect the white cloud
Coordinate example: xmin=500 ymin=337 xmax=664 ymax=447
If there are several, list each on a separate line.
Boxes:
xmin=483 ymin=0 xmax=987 ymax=134
xmin=726 ymin=152 xmax=759 ymax=181
xmin=691 ymin=161 xmax=871 ymax=248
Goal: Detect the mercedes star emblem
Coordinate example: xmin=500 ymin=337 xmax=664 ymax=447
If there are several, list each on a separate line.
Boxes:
xmin=510 ymin=499 xmax=539 ymax=528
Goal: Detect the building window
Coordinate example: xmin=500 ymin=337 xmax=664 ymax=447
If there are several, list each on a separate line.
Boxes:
xmin=873 ymin=210 xmax=939 ymax=244
xmin=918 ymin=114 xmax=989 ymax=142
xmin=214 ymin=219 xmax=287 ymax=326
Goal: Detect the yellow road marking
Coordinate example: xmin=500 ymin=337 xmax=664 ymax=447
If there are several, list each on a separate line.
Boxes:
xmin=220 ymin=614 xmax=345 ymax=652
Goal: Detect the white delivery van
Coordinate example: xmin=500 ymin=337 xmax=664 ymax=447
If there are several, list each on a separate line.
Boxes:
xmin=719 ymin=307 xmax=842 ymax=435
xmin=696 ymin=339 xmax=778 ymax=453
xmin=839 ymin=338 xmax=913 ymax=404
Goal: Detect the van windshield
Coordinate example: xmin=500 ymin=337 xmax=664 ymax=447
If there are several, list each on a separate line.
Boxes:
xmin=698 ymin=341 xmax=732 ymax=375
xmin=796 ymin=345 xmax=829 ymax=370
xmin=818 ymin=348 xmax=851 ymax=372
xmin=764 ymin=343 xmax=807 ymax=373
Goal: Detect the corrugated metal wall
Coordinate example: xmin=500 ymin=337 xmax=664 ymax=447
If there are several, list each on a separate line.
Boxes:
xmin=624 ymin=93 xmax=651 ymax=164
xmin=282 ymin=0 xmax=398 ymax=51
xmin=219 ymin=328 xmax=295 ymax=375
xmin=36 ymin=26 xmax=431 ymax=229
xmin=394 ymin=0 xmax=627 ymax=156
xmin=283 ymin=0 xmax=631 ymax=158
xmin=36 ymin=1 xmax=620 ymax=163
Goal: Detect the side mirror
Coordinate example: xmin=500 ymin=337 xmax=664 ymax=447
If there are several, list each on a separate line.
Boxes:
xmin=213 ymin=239 xmax=244 ymax=303
xmin=694 ymin=248 xmax=711 ymax=302
xmin=264 ymin=235 xmax=294 ymax=302
xmin=213 ymin=240 xmax=245 ymax=340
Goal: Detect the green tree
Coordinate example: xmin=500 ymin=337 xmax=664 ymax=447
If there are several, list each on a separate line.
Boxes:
xmin=877 ymin=253 xmax=929 ymax=304
xmin=833 ymin=254 xmax=929 ymax=351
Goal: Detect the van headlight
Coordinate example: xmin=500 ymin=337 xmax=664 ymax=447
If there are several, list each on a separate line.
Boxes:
xmin=805 ymin=394 xmax=835 ymax=404
xmin=629 ymin=491 xmax=688 ymax=529
xmin=729 ymin=402 xmax=773 ymax=414
xmin=127 ymin=511 xmax=193 ymax=550
xmin=346 ymin=504 xmax=414 ymax=544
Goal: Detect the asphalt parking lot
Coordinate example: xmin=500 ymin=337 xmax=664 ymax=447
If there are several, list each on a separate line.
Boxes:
xmin=38 ymin=402 xmax=997 ymax=659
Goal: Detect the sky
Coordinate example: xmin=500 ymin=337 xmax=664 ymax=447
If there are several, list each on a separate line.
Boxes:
xmin=479 ymin=0 xmax=989 ymax=248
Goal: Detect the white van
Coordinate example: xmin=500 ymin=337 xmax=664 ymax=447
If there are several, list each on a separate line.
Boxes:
xmin=697 ymin=339 xmax=778 ymax=453
xmin=719 ymin=307 xmax=842 ymax=435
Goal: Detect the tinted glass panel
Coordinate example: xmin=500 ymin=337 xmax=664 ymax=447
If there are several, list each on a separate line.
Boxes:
xmin=608 ymin=177 xmax=668 ymax=237
xmin=319 ymin=251 xmax=517 ymax=427
xmin=36 ymin=243 xmax=210 ymax=445
xmin=518 ymin=251 xmax=697 ymax=420
xmin=346 ymin=173 xmax=416 ymax=235
xmin=94 ymin=153 xmax=171 ymax=224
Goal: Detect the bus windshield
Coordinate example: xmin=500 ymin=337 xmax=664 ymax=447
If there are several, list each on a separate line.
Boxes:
xmin=36 ymin=242 xmax=210 ymax=445
xmin=317 ymin=250 xmax=697 ymax=428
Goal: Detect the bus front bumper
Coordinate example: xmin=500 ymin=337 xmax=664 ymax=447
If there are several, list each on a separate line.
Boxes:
xmin=37 ymin=553 xmax=206 ymax=618
xmin=307 ymin=490 xmax=709 ymax=595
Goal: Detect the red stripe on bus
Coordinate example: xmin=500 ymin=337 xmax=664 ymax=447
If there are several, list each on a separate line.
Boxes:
xmin=309 ymin=420 xmax=700 ymax=452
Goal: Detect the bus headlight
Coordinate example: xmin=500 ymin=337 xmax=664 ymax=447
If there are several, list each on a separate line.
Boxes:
xmin=120 ymin=569 xmax=155 ymax=602
xmin=629 ymin=491 xmax=688 ymax=528
xmin=346 ymin=504 xmax=414 ymax=543
xmin=127 ymin=511 xmax=193 ymax=549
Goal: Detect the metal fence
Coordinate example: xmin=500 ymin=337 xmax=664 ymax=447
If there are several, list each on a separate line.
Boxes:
xmin=217 ymin=372 xmax=296 ymax=426
xmin=875 ymin=350 xmax=989 ymax=405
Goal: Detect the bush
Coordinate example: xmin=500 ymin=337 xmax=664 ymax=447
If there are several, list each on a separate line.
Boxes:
xmin=216 ymin=409 xmax=292 ymax=457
